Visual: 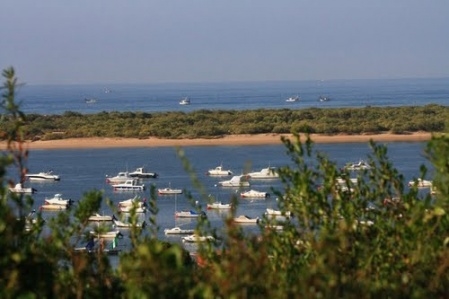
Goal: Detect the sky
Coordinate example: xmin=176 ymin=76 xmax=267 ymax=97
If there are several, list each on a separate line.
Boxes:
xmin=1 ymin=0 xmax=448 ymax=85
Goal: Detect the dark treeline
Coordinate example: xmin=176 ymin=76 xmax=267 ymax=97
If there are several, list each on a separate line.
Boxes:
xmin=18 ymin=104 xmax=449 ymax=140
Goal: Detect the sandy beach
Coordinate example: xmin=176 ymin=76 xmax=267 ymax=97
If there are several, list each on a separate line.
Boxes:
xmin=0 ymin=132 xmax=433 ymax=150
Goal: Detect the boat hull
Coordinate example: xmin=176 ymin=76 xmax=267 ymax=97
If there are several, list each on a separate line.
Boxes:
xmin=164 ymin=227 xmax=195 ymax=235
xmin=40 ymin=204 xmax=67 ymax=211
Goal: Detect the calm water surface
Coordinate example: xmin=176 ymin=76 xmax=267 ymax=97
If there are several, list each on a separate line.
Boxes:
xmin=12 ymin=141 xmax=432 ymax=254
xmin=18 ymin=77 xmax=449 ymax=115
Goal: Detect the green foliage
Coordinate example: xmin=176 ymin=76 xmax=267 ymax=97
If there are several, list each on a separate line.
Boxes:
xmin=10 ymin=104 xmax=449 ymax=141
xmin=3 ymin=68 xmax=449 ymax=297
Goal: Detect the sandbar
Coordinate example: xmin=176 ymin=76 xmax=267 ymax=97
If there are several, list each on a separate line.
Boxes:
xmin=0 ymin=132 xmax=433 ymax=150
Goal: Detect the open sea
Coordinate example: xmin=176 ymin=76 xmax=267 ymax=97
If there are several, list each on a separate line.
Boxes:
xmin=17 ymin=77 xmax=449 ymax=114
xmin=7 ymin=77 xmax=448 ymax=255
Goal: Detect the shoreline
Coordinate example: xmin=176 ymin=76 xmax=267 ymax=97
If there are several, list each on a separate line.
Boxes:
xmin=0 ymin=132 xmax=433 ymax=150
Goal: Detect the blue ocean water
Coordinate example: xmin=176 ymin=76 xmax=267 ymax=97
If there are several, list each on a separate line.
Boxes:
xmin=17 ymin=77 xmax=449 ymax=115
xmin=8 ymin=77 xmax=444 ymax=254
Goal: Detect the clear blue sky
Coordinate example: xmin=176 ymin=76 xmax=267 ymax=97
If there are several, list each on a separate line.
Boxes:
xmin=1 ymin=0 xmax=448 ymax=85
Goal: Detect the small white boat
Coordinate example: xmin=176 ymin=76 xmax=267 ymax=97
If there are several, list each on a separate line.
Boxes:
xmin=90 ymin=230 xmax=123 ymax=239
xmin=246 ymin=167 xmax=279 ymax=179
xmin=106 ymin=171 xmax=133 ymax=184
xmin=113 ymin=218 xmax=146 ymax=228
xmin=158 ymin=187 xmax=183 ymax=195
xmin=26 ymin=171 xmax=60 ymax=181
xmin=265 ymin=208 xmax=291 ymax=217
xmin=84 ymin=98 xmax=97 ymax=104
xmin=164 ymin=226 xmax=195 ymax=235
xmin=206 ymin=202 xmax=232 ymax=209
xmin=233 ymin=215 xmax=259 ymax=224
xmin=286 ymin=95 xmax=300 ymax=102
xmin=129 ymin=167 xmax=158 ymax=179
xmin=118 ymin=205 xmax=146 ymax=213
xmin=118 ymin=196 xmax=145 ymax=207
xmin=175 ymin=210 xmax=206 ymax=218
xmin=40 ymin=204 xmax=67 ymax=211
xmin=182 ymin=234 xmax=215 ymax=243
xmin=318 ymin=95 xmax=330 ymax=102
xmin=111 ymin=179 xmax=145 ymax=191
xmin=44 ymin=193 xmax=73 ymax=206
xmin=88 ymin=213 xmax=113 ymax=221
xmin=179 ymin=97 xmax=191 ymax=105
xmin=344 ymin=160 xmax=371 ymax=171
xmin=240 ymin=189 xmax=270 ymax=198
xmin=206 ymin=165 xmax=233 ymax=176
xmin=408 ymin=178 xmax=433 ymax=188
xmin=336 ymin=177 xmax=358 ymax=185
xmin=217 ymin=175 xmax=250 ymax=187
xmin=9 ymin=183 xmax=37 ymax=194
xmin=74 ymin=247 xmax=121 ymax=255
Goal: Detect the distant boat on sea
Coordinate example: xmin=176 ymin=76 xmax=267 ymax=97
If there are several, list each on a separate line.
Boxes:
xmin=85 ymin=98 xmax=97 ymax=104
xmin=285 ymin=95 xmax=300 ymax=102
xmin=318 ymin=95 xmax=330 ymax=102
xmin=179 ymin=97 xmax=191 ymax=105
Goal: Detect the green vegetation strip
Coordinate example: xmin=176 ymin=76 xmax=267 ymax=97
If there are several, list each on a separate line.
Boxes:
xmin=15 ymin=104 xmax=449 ymax=140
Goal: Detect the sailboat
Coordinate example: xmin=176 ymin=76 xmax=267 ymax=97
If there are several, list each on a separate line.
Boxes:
xmin=164 ymin=194 xmax=194 ymax=235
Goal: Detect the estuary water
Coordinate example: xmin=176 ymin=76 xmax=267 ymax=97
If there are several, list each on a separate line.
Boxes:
xmin=16 ymin=141 xmax=432 ymax=252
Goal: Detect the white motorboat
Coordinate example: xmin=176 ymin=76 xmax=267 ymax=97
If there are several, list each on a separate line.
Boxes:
xmin=175 ymin=210 xmax=206 ymax=218
xmin=106 ymin=171 xmax=133 ymax=184
xmin=344 ymin=160 xmax=371 ymax=171
xmin=129 ymin=167 xmax=158 ymax=179
xmin=111 ymin=179 xmax=145 ymax=191
xmin=158 ymin=187 xmax=183 ymax=195
xmin=336 ymin=177 xmax=358 ymax=185
xmin=182 ymin=234 xmax=215 ymax=243
xmin=206 ymin=165 xmax=233 ymax=176
xmin=44 ymin=193 xmax=73 ymax=206
xmin=40 ymin=203 xmax=67 ymax=211
xmin=113 ymin=218 xmax=146 ymax=228
xmin=233 ymin=215 xmax=259 ymax=224
xmin=164 ymin=226 xmax=195 ymax=235
xmin=90 ymin=230 xmax=123 ymax=239
xmin=318 ymin=95 xmax=331 ymax=102
xmin=217 ymin=175 xmax=250 ymax=187
xmin=179 ymin=97 xmax=191 ymax=105
xmin=335 ymin=177 xmax=357 ymax=193
xmin=74 ymin=247 xmax=121 ymax=255
xmin=9 ymin=183 xmax=37 ymax=194
xmin=118 ymin=205 xmax=146 ymax=213
xmin=84 ymin=98 xmax=97 ymax=104
xmin=26 ymin=171 xmax=60 ymax=181
xmin=206 ymin=202 xmax=232 ymax=209
xmin=240 ymin=189 xmax=270 ymax=198
xmin=408 ymin=178 xmax=433 ymax=188
xmin=286 ymin=95 xmax=300 ymax=102
xmin=118 ymin=196 xmax=145 ymax=207
xmin=88 ymin=213 xmax=114 ymax=221
xmin=265 ymin=208 xmax=291 ymax=217
xmin=246 ymin=167 xmax=279 ymax=179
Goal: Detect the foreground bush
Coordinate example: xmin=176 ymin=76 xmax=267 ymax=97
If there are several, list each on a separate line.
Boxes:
xmin=2 ymin=67 xmax=449 ymax=298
